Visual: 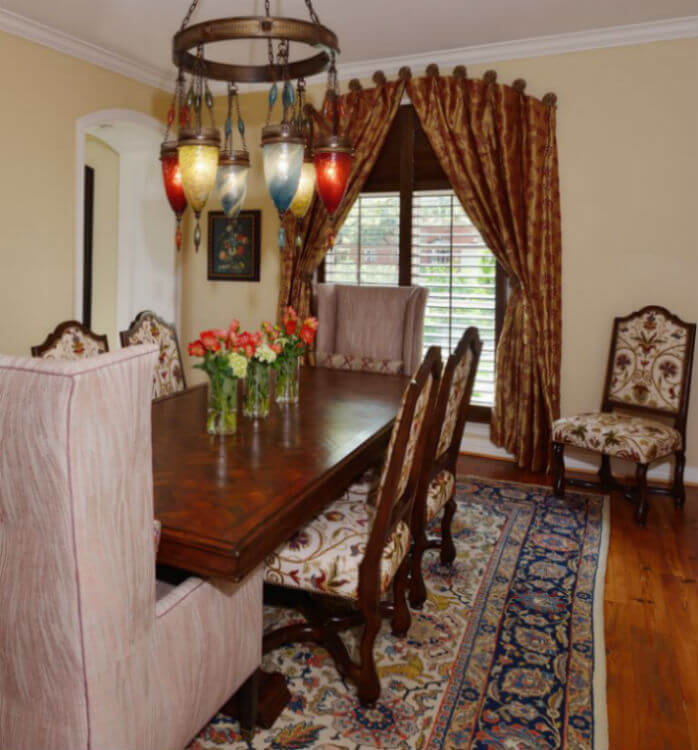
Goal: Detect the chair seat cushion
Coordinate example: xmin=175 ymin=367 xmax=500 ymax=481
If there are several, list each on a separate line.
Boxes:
xmin=264 ymin=496 xmax=410 ymax=599
xmin=316 ymin=352 xmax=403 ymax=376
xmin=426 ymin=470 xmax=456 ymax=523
xmin=552 ymin=412 xmax=682 ymax=463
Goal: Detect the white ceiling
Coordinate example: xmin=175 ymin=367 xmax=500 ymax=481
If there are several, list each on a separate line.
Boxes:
xmin=0 ymin=0 xmax=695 ymax=87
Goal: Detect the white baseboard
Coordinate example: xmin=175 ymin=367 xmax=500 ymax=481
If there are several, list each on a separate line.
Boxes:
xmin=461 ymin=421 xmax=698 ymax=485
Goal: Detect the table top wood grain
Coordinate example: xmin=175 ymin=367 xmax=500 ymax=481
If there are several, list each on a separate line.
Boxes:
xmin=153 ymin=367 xmax=407 ymax=580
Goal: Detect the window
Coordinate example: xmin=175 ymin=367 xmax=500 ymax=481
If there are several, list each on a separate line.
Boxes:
xmin=325 ymin=194 xmax=399 ymax=285
xmin=320 ymin=106 xmax=506 ymax=418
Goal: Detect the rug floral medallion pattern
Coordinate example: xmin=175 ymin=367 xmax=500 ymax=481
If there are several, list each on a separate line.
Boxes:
xmin=189 ymin=477 xmax=608 ymax=750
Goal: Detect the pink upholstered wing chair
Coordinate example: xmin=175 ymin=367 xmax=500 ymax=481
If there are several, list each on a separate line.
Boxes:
xmin=313 ymin=283 xmax=428 ymax=375
xmin=0 ymin=346 xmax=262 ymax=750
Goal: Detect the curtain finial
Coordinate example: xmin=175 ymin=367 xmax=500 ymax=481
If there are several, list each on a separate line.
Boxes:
xmin=512 ymin=78 xmax=526 ymax=93
xmin=398 ymin=66 xmax=412 ymax=80
xmin=543 ymin=92 xmax=558 ymax=106
xmin=484 ymin=70 xmax=497 ymax=84
xmin=372 ymin=70 xmax=386 ymax=85
xmin=453 ymin=65 xmax=467 ymax=79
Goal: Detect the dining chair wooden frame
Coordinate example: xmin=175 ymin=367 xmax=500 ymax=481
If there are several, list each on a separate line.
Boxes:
xmin=552 ymin=305 xmax=696 ymax=525
xmin=409 ymin=327 xmax=482 ymax=609
xmin=31 ymin=319 xmax=109 ymax=358
xmin=263 ymin=347 xmax=442 ymax=705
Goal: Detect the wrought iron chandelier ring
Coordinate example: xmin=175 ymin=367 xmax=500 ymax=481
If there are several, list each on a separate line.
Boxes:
xmin=172 ymin=16 xmax=340 ymax=83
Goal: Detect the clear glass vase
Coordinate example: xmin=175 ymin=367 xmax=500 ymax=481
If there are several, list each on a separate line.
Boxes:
xmin=207 ymin=375 xmax=238 ymax=435
xmin=243 ymin=359 xmax=271 ymax=418
xmin=275 ymin=355 xmax=300 ymax=404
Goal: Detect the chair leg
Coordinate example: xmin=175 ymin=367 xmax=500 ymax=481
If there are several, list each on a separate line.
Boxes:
xmin=391 ymin=557 xmax=411 ymax=637
xmin=237 ymin=669 xmax=259 ymax=736
xmin=552 ymin=442 xmax=566 ymax=497
xmin=409 ymin=533 xmax=428 ymax=610
xmin=635 ymin=463 xmax=649 ymax=526
xmin=672 ymin=450 xmax=686 ymax=509
xmin=440 ymin=496 xmax=457 ymax=566
xmin=598 ymin=454 xmax=613 ymax=490
xmin=357 ymin=607 xmax=381 ymax=705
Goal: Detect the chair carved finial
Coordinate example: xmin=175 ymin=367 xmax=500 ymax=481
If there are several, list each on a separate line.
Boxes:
xmin=483 ymin=70 xmax=497 ymax=84
xmin=543 ymin=92 xmax=558 ymax=106
xmin=398 ymin=66 xmax=412 ymax=80
xmin=453 ymin=65 xmax=467 ymax=79
xmin=348 ymin=78 xmax=362 ymax=92
xmin=512 ymin=78 xmax=526 ymax=93
xmin=426 ymin=63 xmax=440 ymax=77
xmin=372 ymin=70 xmax=387 ymax=85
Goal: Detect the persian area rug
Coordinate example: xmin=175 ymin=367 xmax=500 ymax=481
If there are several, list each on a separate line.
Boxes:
xmin=189 ymin=476 xmax=609 ymax=750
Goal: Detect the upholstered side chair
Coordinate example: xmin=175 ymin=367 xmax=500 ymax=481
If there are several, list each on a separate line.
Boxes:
xmin=263 ymin=347 xmax=442 ymax=704
xmin=120 ymin=310 xmax=186 ymax=398
xmin=409 ymin=327 xmax=482 ymax=608
xmin=552 ymin=305 xmax=696 ymax=525
xmin=0 ymin=347 xmax=262 ymax=750
xmin=312 ymin=282 xmax=428 ymax=375
xmin=31 ymin=319 xmax=109 ymax=359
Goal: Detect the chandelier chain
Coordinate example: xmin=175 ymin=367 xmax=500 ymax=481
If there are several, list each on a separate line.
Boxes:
xmin=304 ymin=0 xmax=321 ymax=25
xmin=180 ymin=0 xmax=200 ymax=30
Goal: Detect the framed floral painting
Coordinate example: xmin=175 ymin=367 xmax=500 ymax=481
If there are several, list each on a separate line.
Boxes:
xmin=207 ymin=210 xmax=261 ymax=282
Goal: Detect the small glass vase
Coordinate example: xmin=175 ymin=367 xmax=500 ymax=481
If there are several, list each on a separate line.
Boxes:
xmin=275 ymin=355 xmax=300 ymax=404
xmin=243 ymin=358 xmax=271 ymax=418
xmin=207 ymin=375 xmax=238 ymax=435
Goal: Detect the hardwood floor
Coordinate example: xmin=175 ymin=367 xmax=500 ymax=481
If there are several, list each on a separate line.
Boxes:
xmin=457 ymin=454 xmax=697 ymax=750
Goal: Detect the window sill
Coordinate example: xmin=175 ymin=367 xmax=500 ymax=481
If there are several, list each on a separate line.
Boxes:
xmin=467 ymin=404 xmax=492 ymax=424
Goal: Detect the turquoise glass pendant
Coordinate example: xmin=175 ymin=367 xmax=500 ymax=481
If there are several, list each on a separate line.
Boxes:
xmin=260 ymin=122 xmax=305 ymax=213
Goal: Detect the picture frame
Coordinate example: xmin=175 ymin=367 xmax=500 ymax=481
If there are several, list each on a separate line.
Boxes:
xmin=207 ymin=210 xmax=261 ymax=282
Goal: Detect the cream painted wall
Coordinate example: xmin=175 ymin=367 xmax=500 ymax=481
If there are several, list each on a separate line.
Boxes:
xmin=85 ymin=134 xmax=119 ymax=347
xmin=0 ymin=30 xmax=169 ymax=356
xmin=180 ymin=38 xmax=698 ymax=476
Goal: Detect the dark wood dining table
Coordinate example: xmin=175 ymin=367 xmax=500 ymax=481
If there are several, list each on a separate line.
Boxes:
xmin=152 ymin=366 xmax=408 ymax=582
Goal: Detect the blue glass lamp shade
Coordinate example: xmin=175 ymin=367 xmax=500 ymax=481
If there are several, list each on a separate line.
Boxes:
xmin=261 ymin=123 xmax=305 ymax=213
xmin=216 ymin=150 xmax=250 ymax=219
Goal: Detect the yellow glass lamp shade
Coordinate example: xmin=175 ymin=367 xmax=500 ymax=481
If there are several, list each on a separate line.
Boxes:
xmin=289 ymin=160 xmax=316 ymax=219
xmin=177 ymin=128 xmax=221 ymax=214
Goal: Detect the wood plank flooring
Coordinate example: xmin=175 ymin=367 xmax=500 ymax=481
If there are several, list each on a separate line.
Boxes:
xmin=457 ymin=455 xmax=697 ymax=750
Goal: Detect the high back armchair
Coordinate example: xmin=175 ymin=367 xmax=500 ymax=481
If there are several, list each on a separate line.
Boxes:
xmin=0 ymin=347 xmax=262 ymax=750
xmin=313 ymin=282 xmax=428 ymax=375
xmin=32 ymin=319 xmax=109 ymax=358
xmin=552 ymin=305 xmax=696 ymax=525
xmin=120 ymin=310 xmax=186 ymax=399
xmin=409 ymin=327 xmax=482 ymax=608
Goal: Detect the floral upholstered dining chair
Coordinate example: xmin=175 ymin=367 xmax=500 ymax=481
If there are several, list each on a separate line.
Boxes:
xmin=263 ymin=347 xmax=442 ymax=704
xmin=552 ymin=305 xmax=696 ymax=525
xmin=120 ymin=310 xmax=186 ymax=399
xmin=409 ymin=327 xmax=482 ymax=608
xmin=31 ymin=320 xmax=109 ymax=359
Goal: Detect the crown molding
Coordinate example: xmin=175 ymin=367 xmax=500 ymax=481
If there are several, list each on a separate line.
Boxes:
xmin=330 ymin=15 xmax=698 ymax=84
xmin=0 ymin=8 xmax=695 ymax=94
xmin=0 ymin=7 xmax=173 ymax=91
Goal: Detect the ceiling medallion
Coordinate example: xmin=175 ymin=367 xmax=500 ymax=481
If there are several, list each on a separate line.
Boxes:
xmin=160 ymin=0 xmax=353 ymax=253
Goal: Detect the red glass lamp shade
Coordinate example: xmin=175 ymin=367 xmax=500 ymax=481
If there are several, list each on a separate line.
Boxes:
xmin=160 ymin=141 xmax=187 ymax=216
xmin=313 ymin=134 xmax=353 ymax=215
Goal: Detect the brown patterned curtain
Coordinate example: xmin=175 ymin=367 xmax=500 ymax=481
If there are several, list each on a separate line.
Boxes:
xmin=407 ymin=68 xmax=562 ymax=471
xmin=277 ymin=77 xmax=406 ymax=321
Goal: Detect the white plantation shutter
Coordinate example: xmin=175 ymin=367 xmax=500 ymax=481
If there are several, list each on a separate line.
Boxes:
xmin=411 ymin=191 xmax=496 ymax=406
xmin=323 ymin=189 xmax=497 ymax=407
xmin=324 ymin=193 xmax=400 ymax=285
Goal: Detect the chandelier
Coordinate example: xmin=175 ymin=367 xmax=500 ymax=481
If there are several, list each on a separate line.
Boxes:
xmin=160 ymin=0 xmax=353 ymax=253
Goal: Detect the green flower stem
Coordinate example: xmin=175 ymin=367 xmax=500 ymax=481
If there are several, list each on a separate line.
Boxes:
xmin=243 ymin=359 xmax=271 ymax=418
xmin=207 ymin=373 xmax=238 ymax=435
